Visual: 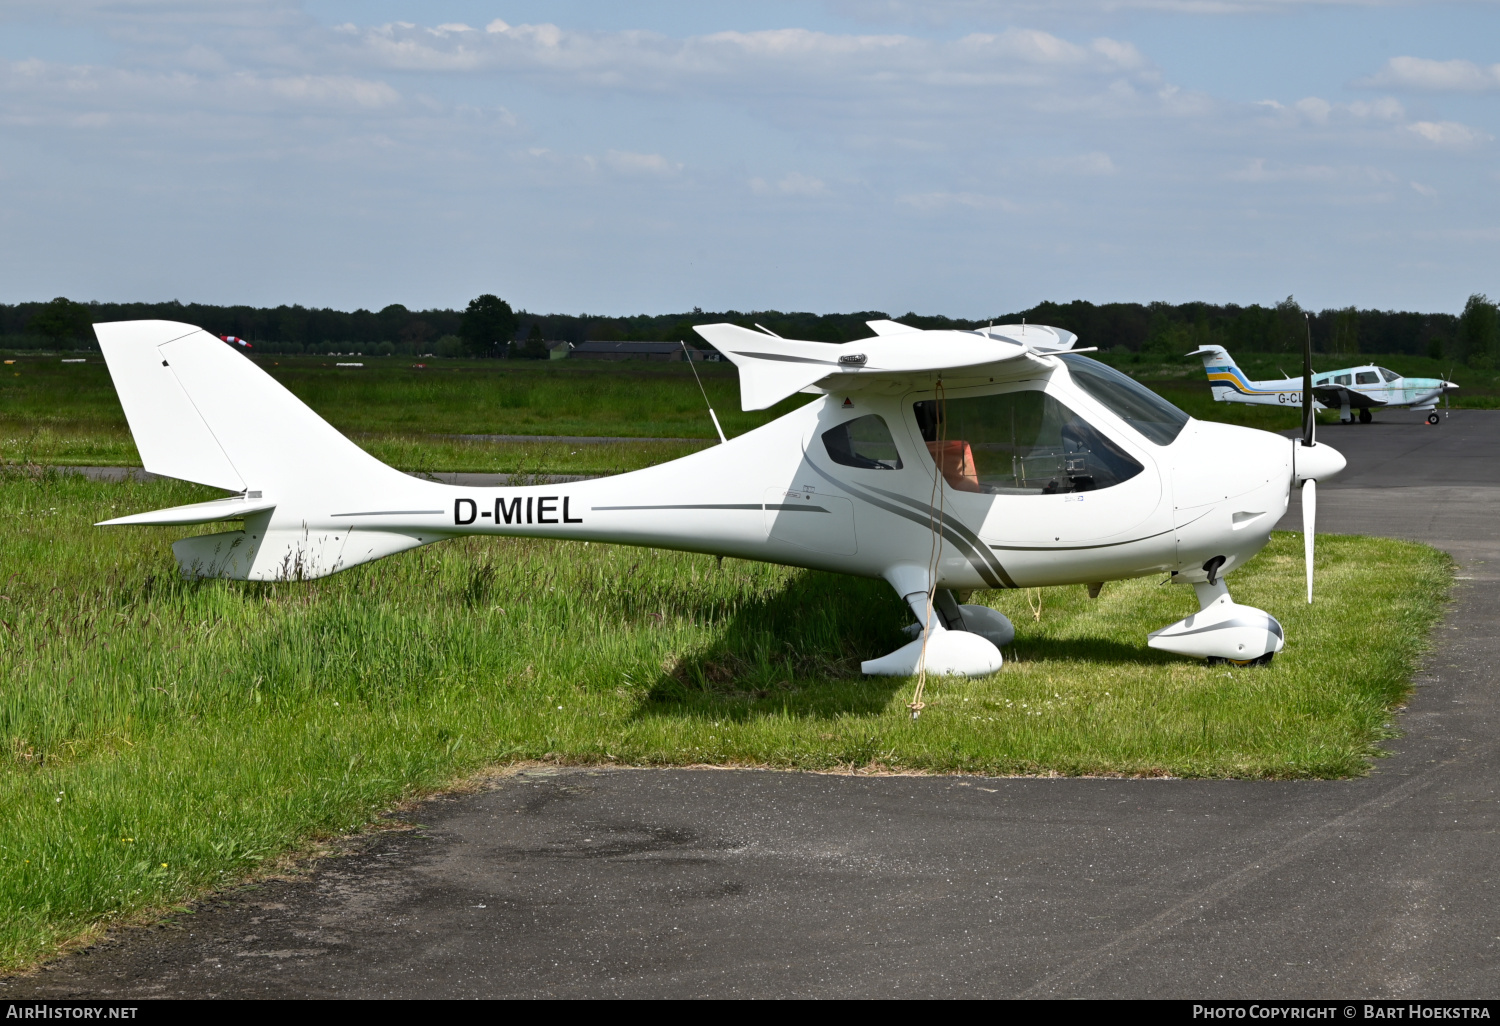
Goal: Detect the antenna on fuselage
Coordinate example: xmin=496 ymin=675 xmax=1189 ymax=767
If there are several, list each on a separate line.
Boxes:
xmin=682 ymin=340 xmax=727 ymax=444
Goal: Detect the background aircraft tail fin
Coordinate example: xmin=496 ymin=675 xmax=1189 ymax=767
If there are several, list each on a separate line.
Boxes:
xmin=1186 ymin=344 xmax=1242 ymax=402
xmin=94 ymin=320 xmax=407 ymax=495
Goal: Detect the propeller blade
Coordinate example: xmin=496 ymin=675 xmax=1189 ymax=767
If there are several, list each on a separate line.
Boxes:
xmin=1302 ymin=313 xmax=1315 ymax=447
xmin=1302 ymin=477 xmax=1317 ymax=604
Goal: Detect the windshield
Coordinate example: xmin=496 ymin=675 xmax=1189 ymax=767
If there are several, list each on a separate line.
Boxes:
xmin=1057 ymin=354 xmax=1190 ymax=446
xmin=1379 ymin=367 xmax=1399 ymax=382
xmin=913 ymin=390 xmax=1143 ymax=494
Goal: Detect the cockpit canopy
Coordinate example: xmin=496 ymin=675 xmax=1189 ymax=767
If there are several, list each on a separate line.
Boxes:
xmin=819 ymin=354 xmax=1190 ymax=497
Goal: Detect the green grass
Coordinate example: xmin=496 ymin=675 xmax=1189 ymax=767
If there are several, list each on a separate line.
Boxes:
xmin=0 ymin=354 xmax=789 ymax=472
xmin=0 ymin=468 xmax=1451 ymax=969
xmin=7 ymin=348 xmax=1492 ymax=475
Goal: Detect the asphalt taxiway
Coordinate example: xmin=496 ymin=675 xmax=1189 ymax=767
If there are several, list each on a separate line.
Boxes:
xmin=8 ymin=410 xmax=1498 ymax=998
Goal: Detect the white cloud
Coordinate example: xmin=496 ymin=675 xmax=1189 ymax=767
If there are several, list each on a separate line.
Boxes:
xmin=1227 ymin=158 xmax=1393 ymax=183
xmin=0 ymin=59 xmax=403 ymax=121
xmin=263 ymin=74 xmax=399 ymax=108
xmin=1410 ymin=181 xmax=1437 ymax=196
xmin=1361 ymin=56 xmax=1500 ymax=92
xmin=336 ymin=20 xmax=1162 ymax=97
xmin=751 ymin=172 xmax=829 ymax=196
xmin=827 ymin=0 xmax=1494 ymax=18
xmin=604 ymin=150 xmax=682 ymax=175
xmin=898 ymin=190 xmax=1023 ymax=212
xmin=1256 ymin=95 xmax=1405 ymax=124
xmin=1407 ymin=120 xmax=1490 ymax=147
xmin=1038 ymin=151 xmax=1117 ymax=175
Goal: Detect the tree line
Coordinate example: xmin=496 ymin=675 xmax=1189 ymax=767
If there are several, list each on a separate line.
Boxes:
xmin=5 ymin=292 xmax=1498 ymax=365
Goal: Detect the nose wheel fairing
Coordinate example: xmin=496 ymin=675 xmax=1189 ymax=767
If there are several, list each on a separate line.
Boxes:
xmin=1147 ymin=579 xmax=1285 ymax=664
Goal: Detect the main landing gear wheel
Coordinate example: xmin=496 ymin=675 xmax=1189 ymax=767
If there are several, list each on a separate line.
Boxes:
xmin=1359 ymin=408 xmax=1373 ymax=424
xmin=1206 ymin=652 xmax=1275 ymax=668
xmin=1427 ymin=412 xmax=1441 ymax=426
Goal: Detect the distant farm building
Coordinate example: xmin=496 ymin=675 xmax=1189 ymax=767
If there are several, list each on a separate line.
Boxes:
xmin=551 ymin=341 xmax=720 ymax=362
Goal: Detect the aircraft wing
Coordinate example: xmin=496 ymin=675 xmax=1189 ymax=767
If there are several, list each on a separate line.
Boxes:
xmin=1311 ymin=385 xmax=1386 ymax=410
xmin=694 ymin=323 xmax=1054 ymax=410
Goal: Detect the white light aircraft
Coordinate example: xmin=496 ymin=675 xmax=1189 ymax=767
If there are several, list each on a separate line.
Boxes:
xmin=1189 ymin=344 xmax=1457 ymax=425
xmin=92 ymin=318 xmax=1346 ymax=678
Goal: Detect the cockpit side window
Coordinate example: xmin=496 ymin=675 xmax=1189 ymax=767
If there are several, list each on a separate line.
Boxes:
xmin=913 ymin=390 xmax=1143 ymax=495
xmin=1355 ymin=371 xmax=1379 ymax=385
xmin=1378 ymin=367 xmax=1400 ymax=382
xmin=1057 ymin=354 xmax=1190 ymax=446
xmin=822 ymin=414 xmax=903 ymax=470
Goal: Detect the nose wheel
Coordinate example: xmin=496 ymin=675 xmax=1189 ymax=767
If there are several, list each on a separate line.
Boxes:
xmin=1427 ymin=412 xmax=1441 ymax=426
xmin=1358 ymin=408 xmax=1372 ymax=424
xmin=1206 ymin=652 xmax=1275 ymax=667
xmin=1147 ymin=579 xmax=1285 ymax=664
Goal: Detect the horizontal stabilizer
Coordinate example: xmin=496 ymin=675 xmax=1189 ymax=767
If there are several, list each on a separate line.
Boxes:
xmin=171 ymin=513 xmax=431 ymax=581
xmin=97 ymin=495 xmax=275 ymax=527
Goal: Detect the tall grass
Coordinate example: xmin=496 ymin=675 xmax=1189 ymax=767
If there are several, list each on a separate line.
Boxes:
xmin=0 ymin=469 xmax=1450 ymax=968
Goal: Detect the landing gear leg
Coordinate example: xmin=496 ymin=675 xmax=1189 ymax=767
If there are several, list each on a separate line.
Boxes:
xmin=862 ymin=567 xmax=1003 ymax=677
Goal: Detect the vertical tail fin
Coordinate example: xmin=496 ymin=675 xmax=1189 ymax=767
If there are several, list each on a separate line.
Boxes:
xmin=95 ymin=321 xmax=425 ymax=582
xmin=1186 ymin=344 xmax=1242 ymax=403
xmin=94 ymin=320 xmax=406 ymax=494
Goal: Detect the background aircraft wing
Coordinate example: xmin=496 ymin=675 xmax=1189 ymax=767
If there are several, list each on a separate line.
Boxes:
xmin=1312 ymin=385 xmax=1386 ymax=409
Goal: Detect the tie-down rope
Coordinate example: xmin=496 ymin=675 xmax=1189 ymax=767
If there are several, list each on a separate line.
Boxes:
xmin=910 ymin=379 xmax=947 ymax=720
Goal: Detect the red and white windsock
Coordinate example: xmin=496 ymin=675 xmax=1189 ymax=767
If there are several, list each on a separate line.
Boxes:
xmin=219 ymin=335 xmax=252 ymax=349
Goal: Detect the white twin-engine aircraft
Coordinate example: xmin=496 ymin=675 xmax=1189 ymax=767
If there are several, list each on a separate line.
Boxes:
xmin=1190 ymin=344 xmax=1457 ymax=425
xmin=93 ymin=318 xmax=1346 ymax=678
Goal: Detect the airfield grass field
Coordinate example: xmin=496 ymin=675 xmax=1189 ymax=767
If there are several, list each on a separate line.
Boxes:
xmin=2 ymin=349 xmax=1492 ymax=472
xmin=0 ymin=467 xmax=1451 ymax=969
xmin=0 ymin=348 xmax=1458 ymax=970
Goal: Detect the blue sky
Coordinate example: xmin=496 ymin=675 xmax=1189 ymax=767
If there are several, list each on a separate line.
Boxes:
xmin=1 ymin=1 xmax=1496 ymax=317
